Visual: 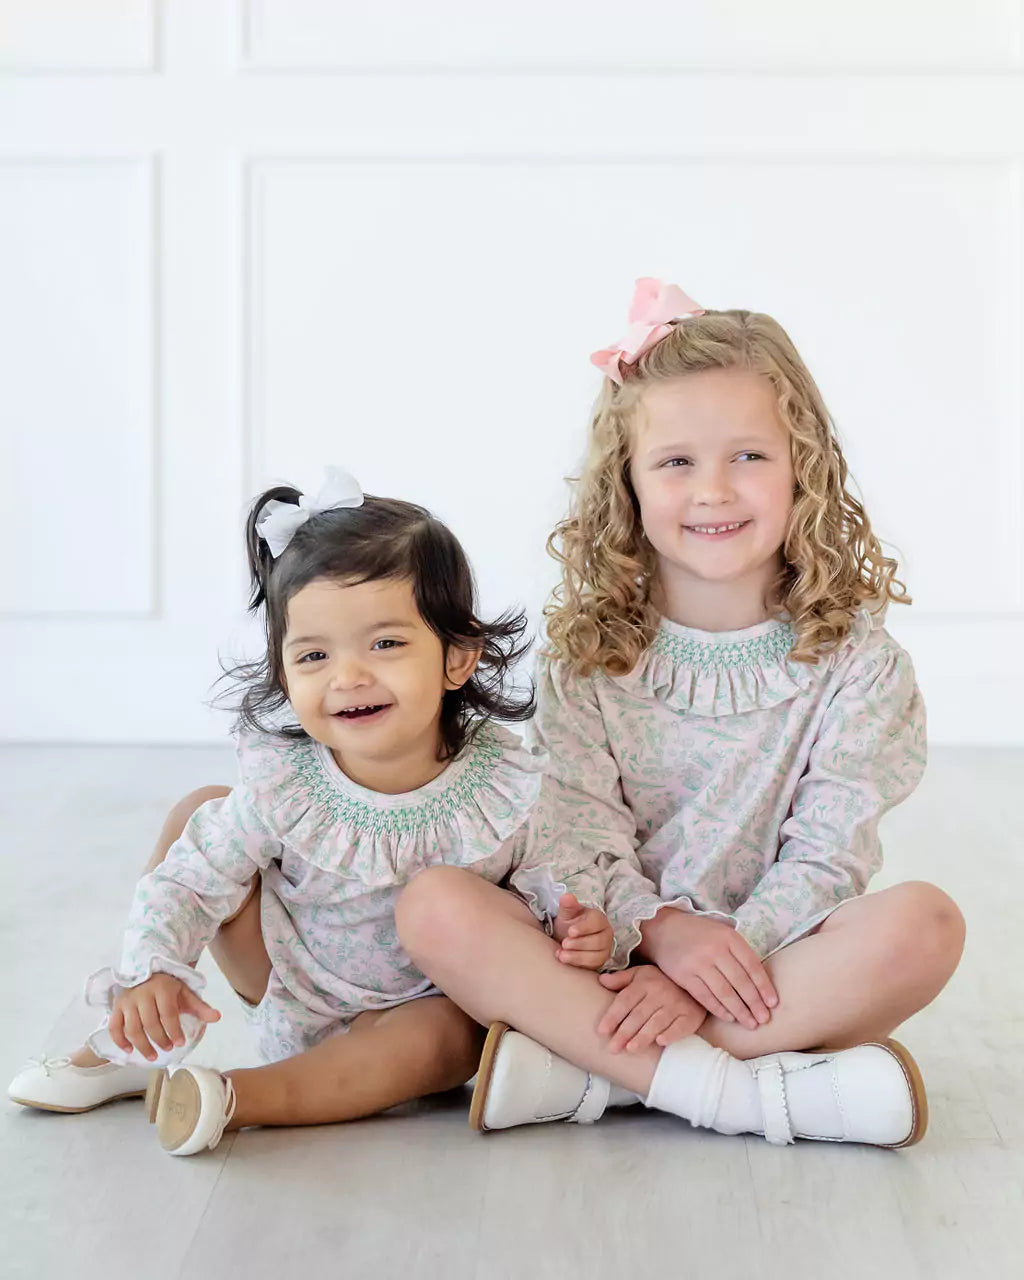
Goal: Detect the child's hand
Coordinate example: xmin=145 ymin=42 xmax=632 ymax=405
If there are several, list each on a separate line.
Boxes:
xmin=597 ymin=965 xmax=707 ymax=1052
xmin=552 ymin=893 xmax=614 ymax=970
xmin=646 ymin=911 xmax=777 ymax=1031
xmin=108 ymin=974 xmax=221 ymax=1063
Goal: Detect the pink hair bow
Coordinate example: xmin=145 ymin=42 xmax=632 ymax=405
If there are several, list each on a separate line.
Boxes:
xmin=590 ymin=278 xmax=705 ymax=385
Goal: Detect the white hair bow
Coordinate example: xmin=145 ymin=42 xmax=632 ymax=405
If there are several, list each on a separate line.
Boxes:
xmin=255 ymin=466 xmax=364 ymax=557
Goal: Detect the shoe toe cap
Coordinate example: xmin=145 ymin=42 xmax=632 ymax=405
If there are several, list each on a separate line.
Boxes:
xmin=832 ymin=1044 xmax=917 ymax=1146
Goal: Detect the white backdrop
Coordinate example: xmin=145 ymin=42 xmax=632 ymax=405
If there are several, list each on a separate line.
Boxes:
xmin=1 ymin=0 xmax=1022 ymax=744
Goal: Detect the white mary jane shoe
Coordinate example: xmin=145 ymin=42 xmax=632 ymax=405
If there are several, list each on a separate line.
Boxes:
xmin=146 ymin=1065 xmax=236 ymax=1156
xmin=8 ymin=1055 xmax=151 ymax=1113
xmin=469 ymin=1023 xmax=610 ymax=1132
xmin=743 ymin=1039 xmax=928 ymax=1148
xmin=470 ymin=1023 xmax=929 ymax=1149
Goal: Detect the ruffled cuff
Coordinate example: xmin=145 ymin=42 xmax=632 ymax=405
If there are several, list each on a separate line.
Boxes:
xmin=510 ymin=865 xmax=568 ymax=925
xmin=607 ymin=893 xmax=738 ymax=970
xmin=509 ymin=864 xmax=610 ymax=955
xmin=606 ymin=891 xmax=663 ymax=971
xmin=83 ymin=956 xmax=208 ymax=1068
xmin=84 ymin=954 xmax=207 ymax=1012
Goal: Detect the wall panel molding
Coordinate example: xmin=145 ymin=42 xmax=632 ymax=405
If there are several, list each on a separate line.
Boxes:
xmin=0 ymin=154 xmax=162 ymax=618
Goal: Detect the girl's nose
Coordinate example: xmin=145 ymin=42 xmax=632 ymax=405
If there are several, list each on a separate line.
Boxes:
xmin=692 ymin=464 xmax=734 ymax=505
xmin=328 ymin=659 xmax=370 ymax=689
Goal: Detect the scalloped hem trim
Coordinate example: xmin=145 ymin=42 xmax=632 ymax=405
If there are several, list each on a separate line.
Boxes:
xmin=611 ymin=896 xmax=738 ymax=970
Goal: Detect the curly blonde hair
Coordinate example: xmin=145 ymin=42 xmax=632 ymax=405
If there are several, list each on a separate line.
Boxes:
xmin=545 ymin=308 xmax=909 ymax=675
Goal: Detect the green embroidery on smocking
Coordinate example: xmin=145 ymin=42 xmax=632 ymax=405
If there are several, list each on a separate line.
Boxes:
xmin=287 ymin=726 xmax=506 ymax=836
xmin=653 ymin=624 xmax=795 ymax=671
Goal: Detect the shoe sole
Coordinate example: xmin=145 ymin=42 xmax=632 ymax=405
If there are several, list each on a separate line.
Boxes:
xmin=8 ymin=1089 xmax=146 ymax=1114
xmin=147 ymin=1068 xmax=202 ymax=1152
xmin=878 ymin=1038 xmax=928 ymax=1148
xmin=145 ymin=1068 xmax=166 ymax=1123
xmin=469 ymin=1021 xmax=510 ymax=1133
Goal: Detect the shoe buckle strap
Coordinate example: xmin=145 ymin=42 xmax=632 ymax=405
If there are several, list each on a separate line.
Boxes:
xmin=570 ymin=1073 xmax=610 ymax=1125
xmin=207 ymin=1075 xmax=237 ymax=1151
xmin=752 ymin=1060 xmax=795 ymax=1146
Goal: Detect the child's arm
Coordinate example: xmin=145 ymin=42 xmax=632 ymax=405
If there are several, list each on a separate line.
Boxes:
xmin=88 ymin=786 xmax=282 ymax=1059
xmin=508 ymin=657 xmax=668 ymax=969
xmin=730 ymin=643 xmax=926 ymax=960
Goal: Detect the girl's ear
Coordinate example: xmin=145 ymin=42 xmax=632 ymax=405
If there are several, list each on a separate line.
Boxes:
xmin=443 ymin=644 xmax=482 ymax=691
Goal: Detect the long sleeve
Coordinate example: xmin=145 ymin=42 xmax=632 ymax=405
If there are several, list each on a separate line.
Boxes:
xmin=87 ymin=786 xmax=283 ymax=1005
xmin=512 ymin=657 xmax=668 ymax=968
xmin=730 ymin=643 xmax=927 ymax=958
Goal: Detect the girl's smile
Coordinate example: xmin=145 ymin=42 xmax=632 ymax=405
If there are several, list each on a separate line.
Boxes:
xmin=330 ymin=702 xmax=393 ymax=724
xmin=683 ymin=519 xmax=752 ymax=539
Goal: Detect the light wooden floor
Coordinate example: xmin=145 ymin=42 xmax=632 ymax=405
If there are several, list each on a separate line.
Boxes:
xmin=1 ymin=744 xmax=1021 ymax=1280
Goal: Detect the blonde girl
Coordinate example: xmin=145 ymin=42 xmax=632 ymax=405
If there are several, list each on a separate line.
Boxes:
xmin=394 ymin=281 xmax=965 ymax=1148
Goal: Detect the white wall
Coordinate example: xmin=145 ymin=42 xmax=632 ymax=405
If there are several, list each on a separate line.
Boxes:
xmin=1 ymin=0 xmax=1022 ymax=744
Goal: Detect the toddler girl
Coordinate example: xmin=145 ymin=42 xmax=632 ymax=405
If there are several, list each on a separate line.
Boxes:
xmin=394 ymin=281 xmax=966 ymax=1148
xmin=9 ymin=468 xmax=612 ymax=1155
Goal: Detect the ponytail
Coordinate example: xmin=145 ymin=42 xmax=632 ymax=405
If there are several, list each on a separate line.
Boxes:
xmin=244 ymin=485 xmax=301 ymax=613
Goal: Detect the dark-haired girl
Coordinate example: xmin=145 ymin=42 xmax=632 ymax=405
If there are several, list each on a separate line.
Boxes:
xmin=9 ymin=468 xmax=613 ymax=1155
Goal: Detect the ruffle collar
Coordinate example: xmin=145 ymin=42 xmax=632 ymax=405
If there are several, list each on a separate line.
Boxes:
xmin=612 ymin=612 xmax=876 ymax=716
xmin=238 ymin=721 xmax=546 ymax=882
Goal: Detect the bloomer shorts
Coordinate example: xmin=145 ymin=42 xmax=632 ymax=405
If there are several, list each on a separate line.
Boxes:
xmin=228 ymin=873 xmax=445 ymax=1064
xmin=236 ymin=968 xmax=360 ymax=1064
xmin=237 ymin=967 xmax=443 ymax=1065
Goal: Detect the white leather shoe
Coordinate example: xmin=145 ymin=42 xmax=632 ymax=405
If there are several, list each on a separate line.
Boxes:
xmin=469 ymin=1023 xmax=609 ymax=1132
xmin=146 ymin=1065 xmax=236 ymax=1156
xmin=473 ymin=1025 xmax=928 ymax=1149
xmin=744 ymin=1039 xmax=928 ymax=1148
xmin=8 ymin=1055 xmax=151 ymax=1113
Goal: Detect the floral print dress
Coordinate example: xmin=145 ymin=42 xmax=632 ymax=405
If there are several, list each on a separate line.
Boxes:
xmin=525 ymin=610 xmax=927 ymax=968
xmin=87 ymin=722 xmax=550 ymax=1063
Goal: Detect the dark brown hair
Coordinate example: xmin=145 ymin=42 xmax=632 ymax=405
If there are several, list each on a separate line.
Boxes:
xmin=217 ymin=485 xmax=534 ymax=760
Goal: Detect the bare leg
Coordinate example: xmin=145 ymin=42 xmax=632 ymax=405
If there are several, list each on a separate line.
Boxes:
xmin=225 ymin=996 xmax=485 ymax=1128
xmin=76 ymin=788 xmax=485 ymax=1123
xmin=72 ymin=785 xmax=270 ymax=1066
xmin=395 ymin=868 xmax=964 ymax=1096
xmin=395 ymin=867 xmax=663 ymax=1097
xmin=697 ymin=881 xmax=965 ymax=1058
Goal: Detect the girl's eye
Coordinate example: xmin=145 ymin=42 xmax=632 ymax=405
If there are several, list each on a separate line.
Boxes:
xmin=372 ymin=639 xmax=405 ymax=652
xmin=662 ymin=457 xmax=692 ymax=468
xmin=736 ymin=451 xmax=766 ymax=462
xmin=297 ymin=651 xmax=327 ymax=664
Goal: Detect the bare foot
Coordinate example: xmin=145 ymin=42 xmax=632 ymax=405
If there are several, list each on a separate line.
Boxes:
xmin=69 ymin=1045 xmax=109 ymax=1068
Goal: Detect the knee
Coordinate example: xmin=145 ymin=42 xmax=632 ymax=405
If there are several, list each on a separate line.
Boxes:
xmin=394 ymin=866 xmax=479 ymax=961
xmin=881 ymin=881 xmax=966 ymax=974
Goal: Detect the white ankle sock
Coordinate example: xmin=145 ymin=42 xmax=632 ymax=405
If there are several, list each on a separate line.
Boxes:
xmin=644 ymin=1037 xmax=761 ymax=1134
